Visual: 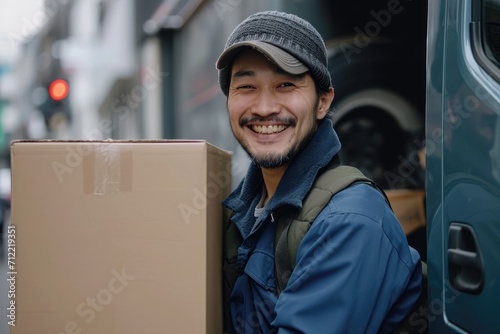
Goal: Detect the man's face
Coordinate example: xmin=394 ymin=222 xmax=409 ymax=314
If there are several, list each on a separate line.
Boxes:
xmin=227 ymin=48 xmax=333 ymax=168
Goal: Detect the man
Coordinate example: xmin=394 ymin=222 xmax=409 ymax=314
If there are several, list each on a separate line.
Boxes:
xmin=216 ymin=11 xmax=422 ymax=333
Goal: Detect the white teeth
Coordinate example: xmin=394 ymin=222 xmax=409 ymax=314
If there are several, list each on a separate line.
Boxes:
xmin=252 ymin=125 xmax=287 ymax=134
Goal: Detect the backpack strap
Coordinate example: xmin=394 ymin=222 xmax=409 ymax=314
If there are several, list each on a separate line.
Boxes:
xmin=275 ymin=165 xmax=381 ymax=294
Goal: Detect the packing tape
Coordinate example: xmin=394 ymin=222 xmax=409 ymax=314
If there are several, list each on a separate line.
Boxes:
xmin=83 ymin=143 xmax=133 ymax=195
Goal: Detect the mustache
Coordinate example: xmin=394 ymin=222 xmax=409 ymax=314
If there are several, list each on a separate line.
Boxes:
xmin=240 ymin=116 xmax=296 ymax=127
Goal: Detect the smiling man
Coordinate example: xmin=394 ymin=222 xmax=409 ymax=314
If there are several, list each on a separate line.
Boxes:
xmin=216 ymin=11 xmax=422 ymax=334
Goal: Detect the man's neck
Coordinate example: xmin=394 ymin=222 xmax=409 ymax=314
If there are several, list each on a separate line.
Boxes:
xmin=260 ymin=163 xmax=289 ymax=206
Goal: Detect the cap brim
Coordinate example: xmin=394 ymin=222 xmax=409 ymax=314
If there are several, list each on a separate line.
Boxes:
xmin=216 ymin=41 xmax=308 ymax=75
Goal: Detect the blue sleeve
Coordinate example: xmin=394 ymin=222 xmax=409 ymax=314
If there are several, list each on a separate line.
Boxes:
xmin=272 ymin=184 xmax=422 ymax=334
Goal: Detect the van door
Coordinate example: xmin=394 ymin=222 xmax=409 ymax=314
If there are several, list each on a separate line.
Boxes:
xmin=426 ymin=0 xmax=500 ymax=332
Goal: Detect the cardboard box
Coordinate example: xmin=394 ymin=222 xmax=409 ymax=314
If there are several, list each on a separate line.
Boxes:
xmin=385 ymin=189 xmax=426 ymax=235
xmin=10 ymin=140 xmax=231 ymax=334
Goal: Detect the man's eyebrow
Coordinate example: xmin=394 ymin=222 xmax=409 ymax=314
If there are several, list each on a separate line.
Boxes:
xmin=232 ymin=68 xmax=306 ymax=80
xmin=232 ymin=70 xmax=255 ymax=80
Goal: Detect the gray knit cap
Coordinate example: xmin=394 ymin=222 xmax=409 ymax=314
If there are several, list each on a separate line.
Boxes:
xmin=216 ymin=11 xmax=332 ymax=96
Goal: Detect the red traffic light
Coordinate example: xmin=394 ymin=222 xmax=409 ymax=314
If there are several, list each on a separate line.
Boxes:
xmin=48 ymin=79 xmax=69 ymax=101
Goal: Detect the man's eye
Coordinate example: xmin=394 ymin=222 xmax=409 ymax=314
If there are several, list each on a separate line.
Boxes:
xmin=237 ymin=85 xmax=254 ymax=89
xmin=279 ymin=82 xmax=295 ymax=88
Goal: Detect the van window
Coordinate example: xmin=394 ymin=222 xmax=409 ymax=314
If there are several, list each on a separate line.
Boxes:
xmin=472 ymin=0 xmax=500 ymax=81
xmin=483 ymin=0 xmax=500 ymax=69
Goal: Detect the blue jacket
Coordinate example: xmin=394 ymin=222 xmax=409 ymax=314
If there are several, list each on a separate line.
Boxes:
xmin=224 ymin=119 xmax=422 ymax=333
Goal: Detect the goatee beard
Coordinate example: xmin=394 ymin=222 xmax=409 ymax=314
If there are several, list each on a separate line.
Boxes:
xmin=252 ymin=152 xmax=291 ymax=169
xmin=238 ymin=116 xmax=298 ymax=169
xmin=242 ymin=128 xmax=315 ymax=169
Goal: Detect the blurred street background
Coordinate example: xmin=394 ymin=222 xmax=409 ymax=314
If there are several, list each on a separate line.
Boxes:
xmin=1 ymin=2 xmax=42 ymax=331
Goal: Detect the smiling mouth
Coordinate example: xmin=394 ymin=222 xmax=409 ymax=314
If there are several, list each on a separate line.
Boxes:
xmin=250 ymin=124 xmax=289 ymax=134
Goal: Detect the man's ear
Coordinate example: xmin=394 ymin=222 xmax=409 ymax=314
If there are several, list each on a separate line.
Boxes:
xmin=317 ymin=88 xmax=334 ymax=120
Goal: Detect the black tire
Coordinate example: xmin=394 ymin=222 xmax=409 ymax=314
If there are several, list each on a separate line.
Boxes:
xmin=328 ymin=42 xmax=424 ymax=188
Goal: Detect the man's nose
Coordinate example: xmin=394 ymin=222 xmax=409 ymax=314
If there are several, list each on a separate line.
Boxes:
xmin=251 ymin=89 xmax=280 ymax=117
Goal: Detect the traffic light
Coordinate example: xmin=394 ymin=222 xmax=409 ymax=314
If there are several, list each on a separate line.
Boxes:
xmin=48 ymin=78 xmax=69 ymax=101
xmin=36 ymin=78 xmax=71 ymax=129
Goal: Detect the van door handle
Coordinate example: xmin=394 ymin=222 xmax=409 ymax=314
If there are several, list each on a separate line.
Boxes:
xmin=447 ymin=222 xmax=484 ymax=294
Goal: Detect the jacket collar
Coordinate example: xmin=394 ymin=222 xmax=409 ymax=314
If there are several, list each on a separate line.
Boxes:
xmin=224 ymin=118 xmax=342 ymax=238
